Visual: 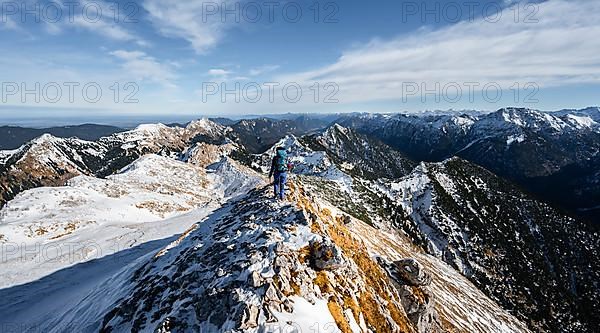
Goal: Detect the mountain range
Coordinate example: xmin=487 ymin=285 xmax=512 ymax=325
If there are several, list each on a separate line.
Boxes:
xmin=0 ymin=124 xmax=125 ymax=150
xmin=337 ymin=107 xmax=600 ymax=223
xmin=0 ymin=108 xmax=599 ymax=332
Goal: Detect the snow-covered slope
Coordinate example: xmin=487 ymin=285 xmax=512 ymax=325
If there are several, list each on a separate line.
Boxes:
xmin=255 ymin=134 xmax=352 ymax=188
xmin=0 ymin=180 xmax=531 ymax=333
xmin=554 ymin=106 xmax=600 ymax=124
xmin=0 ymin=118 xmax=234 ymax=209
xmin=376 ymin=158 xmax=600 ymax=332
xmin=0 ymin=134 xmax=108 ymax=208
xmin=337 ymin=107 xmax=600 ymax=221
xmin=0 ymin=153 xmax=263 ymax=288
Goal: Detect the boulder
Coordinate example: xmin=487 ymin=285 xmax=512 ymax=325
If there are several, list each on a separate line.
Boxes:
xmin=248 ymin=271 xmax=264 ymax=288
xmin=397 ymin=285 xmax=440 ymax=333
xmin=311 ymin=239 xmax=346 ymax=271
xmin=394 ymin=258 xmax=432 ymax=286
xmin=341 ymin=214 xmax=352 ymax=225
xmin=239 ymin=304 xmax=259 ymax=329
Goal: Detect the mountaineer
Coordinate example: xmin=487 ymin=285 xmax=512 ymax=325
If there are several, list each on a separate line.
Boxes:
xmin=268 ymin=147 xmax=293 ymax=200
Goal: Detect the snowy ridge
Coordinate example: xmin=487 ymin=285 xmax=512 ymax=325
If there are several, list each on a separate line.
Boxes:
xmin=0 ymin=153 xmax=263 ymax=288
xmin=0 ymin=118 xmax=232 ymax=209
xmin=256 ymin=134 xmax=352 ymax=188
xmin=0 ymin=149 xmax=18 ymax=164
xmin=0 ymin=115 xmax=598 ymax=332
xmin=14 ymin=133 xmax=105 ymax=171
xmin=12 ymin=180 xmax=530 ymax=333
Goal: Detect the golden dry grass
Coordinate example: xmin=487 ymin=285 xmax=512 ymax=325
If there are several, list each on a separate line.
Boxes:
xmin=291 ymin=179 xmax=416 ymax=333
xmin=328 ymin=297 xmax=354 ymax=333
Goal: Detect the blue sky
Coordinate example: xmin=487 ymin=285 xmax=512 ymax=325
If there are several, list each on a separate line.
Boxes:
xmin=1 ymin=0 xmax=599 ymax=122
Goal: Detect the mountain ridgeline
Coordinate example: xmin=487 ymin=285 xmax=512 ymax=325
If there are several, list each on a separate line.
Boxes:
xmin=0 ymin=124 xmax=125 ymax=150
xmin=258 ymin=123 xmax=600 ymax=332
xmin=337 ymin=107 xmax=600 ymax=223
xmin=0 ymin=109 xmax=599 ymax=332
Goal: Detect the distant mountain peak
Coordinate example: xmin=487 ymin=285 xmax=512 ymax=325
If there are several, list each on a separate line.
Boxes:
xmin=133 ymin=123 xmax=170 ymax=133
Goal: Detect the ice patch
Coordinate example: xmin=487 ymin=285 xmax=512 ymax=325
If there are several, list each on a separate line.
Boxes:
xmin=506 ymin=134 xmax=526 ymax=146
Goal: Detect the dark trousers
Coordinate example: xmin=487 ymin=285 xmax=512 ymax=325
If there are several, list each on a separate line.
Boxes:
xmin=273 ymin=172 xmax=288 ymax=199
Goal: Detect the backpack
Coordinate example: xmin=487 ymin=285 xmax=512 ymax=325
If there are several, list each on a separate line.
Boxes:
xmin=276 ymin=150 xmax=288 ymax=172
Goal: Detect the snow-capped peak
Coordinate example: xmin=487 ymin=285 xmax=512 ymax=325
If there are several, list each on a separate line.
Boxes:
xmin=30 ymin=132 xmax=60 ymax=144
xmin=267 ymin=134 xmax=303 ymax=152
xmin=330 ymin=123 xmax=350 ymax=135
xmin=499 ymin=108 xmax=565 ymax=130
xmin=186 ymin=118 xmax=219 ymax=130
xmin=133 ymin=123 xmax=170 ymax=133
xmin=564 ymin=114 xmax=597 ymax=129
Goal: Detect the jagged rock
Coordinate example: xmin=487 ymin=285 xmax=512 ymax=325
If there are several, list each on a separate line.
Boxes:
xmin=274 ymin=242 xmax=288 ymax=254
xmin=378 ymin=257 xmax=442 ymax=333
xmin=341 ymin=214 xmax=352 ymax=224
xmin=262 ymin=304 xmax=277 ymax=323
xmin=277 ymin=274 xmax=293 ymax=295
xmin=397 ymin=285 xmax=440 ymax=333
xmin=264 ymin=283 xmax=280 ymax=302
xmin=282 ymin=298 xmax=294 ymax=313
xmin=311 ymin=239 xmax=346 ymax=271
xmin=239 ymin=304 xmax=259 ymax=329
xmin=394 ymin=258 xmax=432 ymax=286
xmin=248 ymin=271 xmax=263 ymax=288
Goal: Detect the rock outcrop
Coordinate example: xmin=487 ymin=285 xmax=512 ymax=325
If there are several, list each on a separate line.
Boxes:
xmin=380 ymin=258 xmax=441 ymax=333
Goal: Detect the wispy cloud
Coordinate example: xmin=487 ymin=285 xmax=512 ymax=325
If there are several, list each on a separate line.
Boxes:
xmin=143 ymin=0 xmax=234 ymax=54
xmin=110 ymin=50 xmax=177 ymax=87
xmin=249 ymin=65 xmax=280 ymax=76
xmin=208 ymin=68 xmax=233 ymax=77
xmin=72 ymin=16 xmax=147 ymax=46
xmin=279 ymin=0 xmax=600 ymax=103
xmin=206 ymin=68 xmax=250 ymax=81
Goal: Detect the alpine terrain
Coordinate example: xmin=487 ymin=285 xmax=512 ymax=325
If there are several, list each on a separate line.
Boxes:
xmin=0 ymin=115 xmax=598 ymax=333
xmin=338 ymin=107 xmax=600 ymax=223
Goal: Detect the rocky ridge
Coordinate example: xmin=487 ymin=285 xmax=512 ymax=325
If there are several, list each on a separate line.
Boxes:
xmin=45 ymin=181 xmax=530 ymax=333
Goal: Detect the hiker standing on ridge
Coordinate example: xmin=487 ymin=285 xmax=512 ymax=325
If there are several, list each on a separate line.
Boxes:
xmin=269 ymin=147 xmax=293 ymax=200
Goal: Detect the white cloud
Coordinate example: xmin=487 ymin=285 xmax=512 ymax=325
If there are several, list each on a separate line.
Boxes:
xmin=73 ymin=16 xmax=144 ymax=44
xmin=206 ymin=68 xmax=250 ymax=82
xmin=143 ymin=0 xmax=236 ymax=54
xmin=208 ymin=69 xmax=233 ymax=76
xmin=278 ymin=0 xmax=600 ymax=103
xmin=249 ymin=65 xmax=280 ymax=76
xmin=110 ymin=50 xmax=177 ymax=87
xmin=42 ymin=0 xmax=149 ymax=46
